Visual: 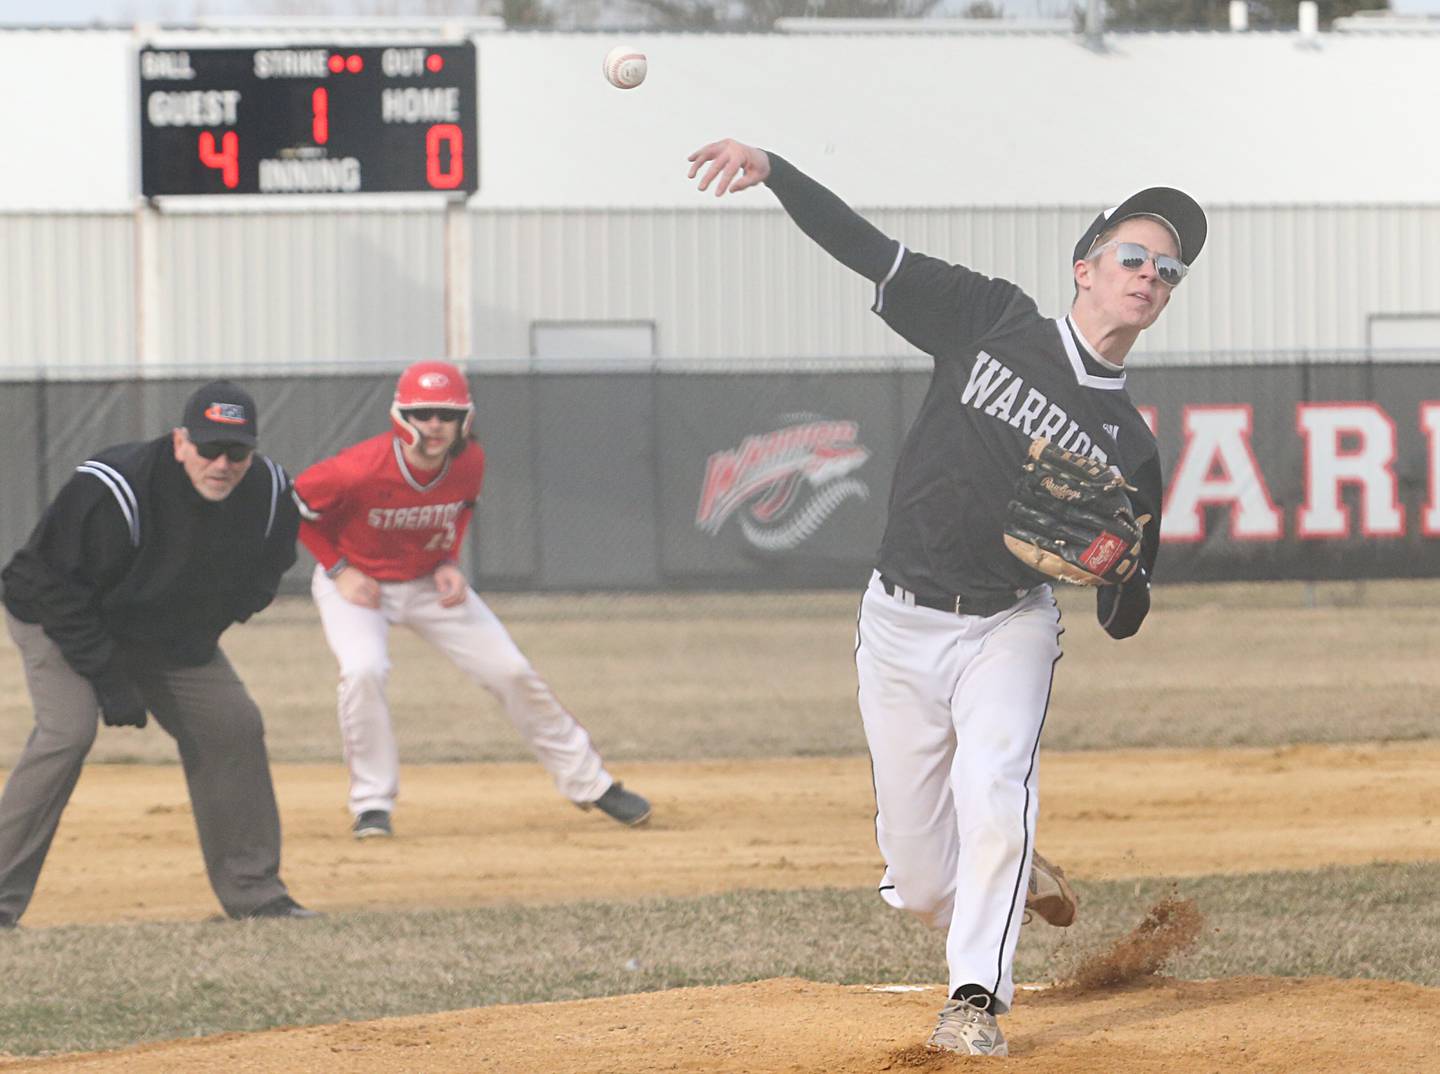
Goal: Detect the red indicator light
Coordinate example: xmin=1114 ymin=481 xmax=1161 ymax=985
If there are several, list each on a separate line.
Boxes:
xmin=328 ymin=54 xmax=345 ymax=74
xmin=426 ymin=53 xmax=444 ymax=73
xmin=346 ymin=54 xmax=363 ymax=73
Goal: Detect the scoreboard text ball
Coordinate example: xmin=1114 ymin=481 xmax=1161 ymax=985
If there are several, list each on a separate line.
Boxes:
xmin=139 ymin=44 xmax=478 ymax=196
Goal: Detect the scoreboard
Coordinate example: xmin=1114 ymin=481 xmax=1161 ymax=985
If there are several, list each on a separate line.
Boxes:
xmin=139 ymin=44 xmax=478 ymax=197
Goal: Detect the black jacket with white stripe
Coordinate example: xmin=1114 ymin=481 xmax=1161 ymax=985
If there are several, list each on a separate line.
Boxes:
xmin=1 ymin=436 xmax=298 ymax=677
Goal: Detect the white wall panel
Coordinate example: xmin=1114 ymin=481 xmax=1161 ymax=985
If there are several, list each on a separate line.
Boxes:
xmin=0 ymin=213 xmax=134 ymax=375
xmin=4 ymin=28 xmax=1440 ymax=213
xmin=474 ymin=32 xmax=1440 ymax=209
xmin=0 ymin=31 xmax=133 ymax=211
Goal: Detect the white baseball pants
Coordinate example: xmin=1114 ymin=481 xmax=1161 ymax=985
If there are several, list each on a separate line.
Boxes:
xmin=855 ymin=570 xmax=1062 ymax=1013
xmin=311 ymin=567 xmax=613 ymax=817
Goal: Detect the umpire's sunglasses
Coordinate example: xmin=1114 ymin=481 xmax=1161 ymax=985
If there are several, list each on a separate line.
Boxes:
xmin=194 ymin=441 xmax=254 ymax=463
xmin=404 ymin=408 xmax=466 ymax=423
xmin=1089 ymin=241 xmax=1187 ymax=287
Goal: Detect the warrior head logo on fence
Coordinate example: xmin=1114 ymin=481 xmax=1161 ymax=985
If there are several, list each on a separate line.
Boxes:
xmin=695 ymin=416 xmax=871 ymax=552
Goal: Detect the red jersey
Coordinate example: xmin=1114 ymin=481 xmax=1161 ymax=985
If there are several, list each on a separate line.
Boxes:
xmin=294 ymin=433 xmax=485 ymax=582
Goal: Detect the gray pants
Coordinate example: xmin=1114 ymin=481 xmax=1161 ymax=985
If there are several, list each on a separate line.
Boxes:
xmin=0 ymin=612 xmax=291 ymax=924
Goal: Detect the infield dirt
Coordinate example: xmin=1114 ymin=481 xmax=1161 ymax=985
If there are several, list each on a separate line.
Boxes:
xmin=3 ymin=745 xmax=1439 ymax=1072
xmin=15 ymin=743 xmax=1440 ymax=926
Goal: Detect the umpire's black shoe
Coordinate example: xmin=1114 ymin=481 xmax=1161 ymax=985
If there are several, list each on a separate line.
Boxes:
xmin=586 ymin=783 xmax=652 ymax=827
xmin=240 ymin=895 xmax=322 ymax=920
xmin=352 ymin=810 xmax=393 ymax=839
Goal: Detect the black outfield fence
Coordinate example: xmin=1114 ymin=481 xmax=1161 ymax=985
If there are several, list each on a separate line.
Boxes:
xmin=2 ymin=358 xmax=1437 ymax=591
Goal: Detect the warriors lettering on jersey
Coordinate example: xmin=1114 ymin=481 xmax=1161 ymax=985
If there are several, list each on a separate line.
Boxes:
xmin=961 ymin=351 xmax=1108 ymax=464
xmin=367 ymin=501 xmax=467 ymax=531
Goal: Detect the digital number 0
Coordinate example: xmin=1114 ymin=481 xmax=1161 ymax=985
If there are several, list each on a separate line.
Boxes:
xmin=198 ymin=131 xmax=239 ymax=189
xmin=426 ymin=124 xmax=464 ymax=190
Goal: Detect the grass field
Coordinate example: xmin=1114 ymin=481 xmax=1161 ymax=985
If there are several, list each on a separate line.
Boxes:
xmin=3 ymin=864 xmax=1439 ymax=1056
xmin=3 ymin=579 xmax=1438 ymax=766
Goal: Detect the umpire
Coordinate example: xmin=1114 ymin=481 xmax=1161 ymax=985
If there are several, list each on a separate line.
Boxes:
xmin=0 ymin=381 xmax=316 ymax=926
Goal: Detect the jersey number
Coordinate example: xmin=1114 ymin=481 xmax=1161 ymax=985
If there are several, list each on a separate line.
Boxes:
xmin=424 ymin=523 xmax=457 ymax=551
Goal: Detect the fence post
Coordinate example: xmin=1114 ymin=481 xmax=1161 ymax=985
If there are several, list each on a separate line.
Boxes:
xmin=35 ymin=374 xmax=49 ymax=514
xmin=1299 ymin=350 xmax=1317 ymax=609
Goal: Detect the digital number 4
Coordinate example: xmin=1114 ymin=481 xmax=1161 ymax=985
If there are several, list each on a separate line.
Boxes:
xmin=198 ymin=131 xmax=239 ymax=189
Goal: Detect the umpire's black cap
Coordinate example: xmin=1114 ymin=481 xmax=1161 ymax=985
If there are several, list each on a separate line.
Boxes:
xmin=1072 ymin=187 xmax=1208 ymax=267
xmin=183 ymin=380 xmax=259 ymax=446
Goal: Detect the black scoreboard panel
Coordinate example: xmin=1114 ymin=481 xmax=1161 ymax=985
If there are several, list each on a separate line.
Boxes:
xmin=139 ymin=44 xmax=478 ymax=196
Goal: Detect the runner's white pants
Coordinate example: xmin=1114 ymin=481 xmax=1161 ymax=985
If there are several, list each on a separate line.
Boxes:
xmin=855 ymin=570 xmax=1062 ymax=1013
xmin=312 ymin=566 xmax=613 ymax=816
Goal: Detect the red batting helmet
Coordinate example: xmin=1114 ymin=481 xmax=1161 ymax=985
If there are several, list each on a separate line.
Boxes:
xmin=390 ymin=360 xmax=475 ymax=453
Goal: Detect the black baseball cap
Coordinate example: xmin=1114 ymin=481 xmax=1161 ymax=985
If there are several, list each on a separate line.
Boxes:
xmin=1072 ymin=187 xmax=1208 ymax=267
xmin=183 ymin=380 xmax=258 ymax=446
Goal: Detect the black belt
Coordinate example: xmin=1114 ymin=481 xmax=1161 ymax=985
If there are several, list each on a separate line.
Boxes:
xmin=879 ymin=574 xmax=1028 ymax=618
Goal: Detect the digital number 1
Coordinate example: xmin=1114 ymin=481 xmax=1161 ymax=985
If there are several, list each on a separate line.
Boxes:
xmin=312 ymin=87 xmax=329 ymax=145
xmin=198 ymin=131 xmax=239 ymax=189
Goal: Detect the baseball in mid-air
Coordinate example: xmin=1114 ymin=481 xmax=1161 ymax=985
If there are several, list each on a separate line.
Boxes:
xmin=603 ymin=45 xmax=647 ymax=90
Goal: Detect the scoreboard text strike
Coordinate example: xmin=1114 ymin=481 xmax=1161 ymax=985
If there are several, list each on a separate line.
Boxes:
xmin=139 ymin=44 xmax=478 ymax=196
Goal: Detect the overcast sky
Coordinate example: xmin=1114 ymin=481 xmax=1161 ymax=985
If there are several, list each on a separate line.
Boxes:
xmin=7 ymin=0 xmax=1440 ymax=24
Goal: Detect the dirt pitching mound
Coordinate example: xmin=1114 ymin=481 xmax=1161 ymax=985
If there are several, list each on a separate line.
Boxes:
xmin=3 ymin=975 xmax=1438 ymax=1074
xmin=1066 ymin=895 xmax=1205 ymax=993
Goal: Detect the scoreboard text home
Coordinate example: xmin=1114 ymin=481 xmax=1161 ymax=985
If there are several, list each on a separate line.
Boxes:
xmin=139 ymin=44 xmax=479 ymax=196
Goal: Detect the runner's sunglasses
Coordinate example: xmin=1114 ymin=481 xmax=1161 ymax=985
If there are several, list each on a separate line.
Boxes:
xmin=1088 ymin=241 xmax=1187 ymax=287
xmin=404 ymin=408 xmax=466 ymax=423
xmin=194 ymin=442 xmax=254 ymax=462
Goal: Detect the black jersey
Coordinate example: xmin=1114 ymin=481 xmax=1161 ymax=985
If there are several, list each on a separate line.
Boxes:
xmin=762 ymin=152 xmax=1160 ymax=638
xmin=874 ymin=250 xmax=1162 ymax=601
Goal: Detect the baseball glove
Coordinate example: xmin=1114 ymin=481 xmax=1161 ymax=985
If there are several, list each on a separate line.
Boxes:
xmin=1003 ymin=438 xmax=1146 ymax=587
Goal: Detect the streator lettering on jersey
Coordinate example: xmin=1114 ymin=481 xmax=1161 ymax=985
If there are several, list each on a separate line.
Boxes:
xmin=367 ymin=501 xmax=466 ymax=531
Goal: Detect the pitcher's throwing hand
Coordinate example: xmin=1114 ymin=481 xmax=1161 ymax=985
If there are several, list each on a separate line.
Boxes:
xmin=688 ymin=139 xmax=771 ymax=196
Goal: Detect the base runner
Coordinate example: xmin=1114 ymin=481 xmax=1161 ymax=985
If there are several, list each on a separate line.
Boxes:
xmin=687 ymin=138 xmax=1205 ymax=1056
xmin=292 ymin=361 xmax=651 ymax=839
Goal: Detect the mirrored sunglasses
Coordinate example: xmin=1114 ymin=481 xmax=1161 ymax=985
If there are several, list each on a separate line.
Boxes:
xmin=194 ymin=441 xmax=254 ymax=462
xmin=405 ymin=408 xmax=466 ymax=423
xmin=1091 ymin=241 xmax=1187 ymax=287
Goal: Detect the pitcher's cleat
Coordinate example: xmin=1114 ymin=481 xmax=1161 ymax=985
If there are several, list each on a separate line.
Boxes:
xmin=926 ymin=997 xmax=1008 ymax=1056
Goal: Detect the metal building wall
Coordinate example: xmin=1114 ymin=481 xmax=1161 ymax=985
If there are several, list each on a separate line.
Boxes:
xmin=474 ymin=204 xmax=1440 ymax=362
xmin=5 ymin=204 xmax=1440 ymax=375
xmin=153 ymin=209 xmax=447 ymax=370
xmin=0 ymin=214 xmax=135 ymax=375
